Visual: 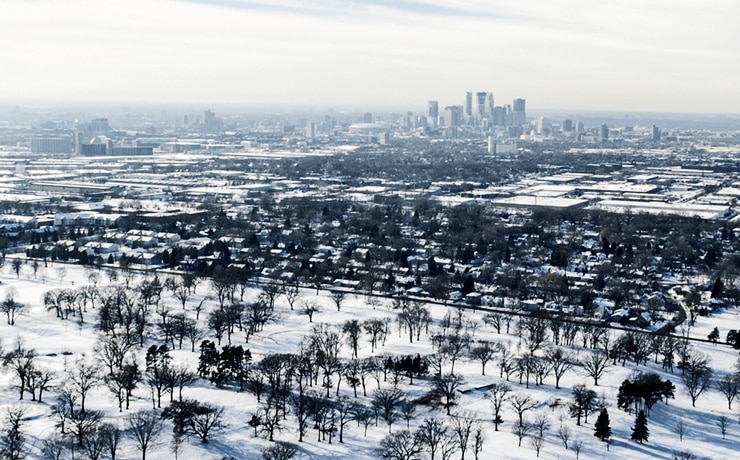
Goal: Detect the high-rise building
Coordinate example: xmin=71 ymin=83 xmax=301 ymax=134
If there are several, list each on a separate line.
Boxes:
xmin=428 ymin=101 xmax=439 ymax=119
xmin=306 ymin=121 xmax=316 ymax=139
xmin=363 ymin=113 xmax=373 ymax=123
xmin=476 ymin=92 xmax=487 ymax=118
xmin=484 ymin=93 xmax=494 ymax=119
xmin=443 ymin=106 xmax=463 ymax=128
xmin=493 ymin=107 xmax=506 ymax=126
xmin=203 ymin=110 xmax=222 ymax=133
xmin=562 ymin=119 xmax=574 ymax=132
xmin=464 ymin=92 xmax=473 ymax=118
xmin=512 ymin=98 xmax=526 ymax=126
xmin=652 ymin=125 xmax=661 ymax=141
xmin=600 ymin=123 xmax=609 ymax=140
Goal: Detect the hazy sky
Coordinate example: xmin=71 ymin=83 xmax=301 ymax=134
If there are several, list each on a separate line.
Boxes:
xmin=2 ymin=0 xmax=739 ymax=113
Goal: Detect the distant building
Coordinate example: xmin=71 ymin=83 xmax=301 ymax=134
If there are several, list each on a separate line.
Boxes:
xmin=79 ymin=143 xmax=107 ymax=156
xmin=512 ymin=98 xmax=526 ymax=126
xmin=476 ymin=92 xmax=487 ymax=118
xmin=652 ymin=125 xmax=661 ymax=141
xmin=535 ymin=117 xmax=551 ymax=135
xmin=493 ymin=106 xmax=508 ymax=126
xmin=464 ymin=92 xmax=473 ymax=118
xmin=74 ymin=118 xmax=110 ymax=154
xmin=202 ymin=110 xmax=222 ymax=133
xmin=562 ymin=119 xmax=574 ymax=132
xmin=31 ymin=138 xmax=73 ymax=154
xmin=427 ymin=101 xmax=439 ymax=119
xmin=600 ymin=123 xmax=609 ymax=140
xmin=474 ymin=92 xmax=494 ymax=120
xmin=306 ymin=121 xmax=316 ymax=139
xmin=443 ymin=106 xmax=463 ymax=128
xmin=362 ymin=113 xmax=373 ymax=123
xmin=109 ymin=146 xmax=153 ymax=156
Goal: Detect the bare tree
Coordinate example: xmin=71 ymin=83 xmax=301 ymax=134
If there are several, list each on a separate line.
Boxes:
xmin=486 ymin=383 xmax=511 ymax=431
xmin=469 ymin=341 xmax=496 ymax=376
xmin=510 ymin=394 xmax=538 ymax=428
xmin=1 ymin=288 xmax=24 ymax=325
xmin=430 ymin=373 xmax=464 ymax=415
xmin=472 ymin=428 xmax=484 ymax=460
xmin=2 ymin=340 xmax=35 ymax=400
xmin=82 ymin=426 xmax=107 ymax=460
xmin=27 ymin=365 xmax=55 ymax=402
xmin=342 ymin=320 xmax=363 ymax=359
xmin=68 ymin=359 xmax=100 ymax=413
xmin=572 ymin=438 xmax=583 ymax=459
xmin=529 ymin=430 xmax=545 ymax=457
xmin=364 ymin=318 xmax=388 ymax=353
xmin=418 ymin=417 xmax=450 ymax=460
xmin=187 ymin=402 xmax=224 ymax=443
xmin=334 ymin=396 xmax=355 ymax=443
xmin=282 ymin=279 xmax=301 ymax=311
xmin=331 ymin=291 xmax=346 ymax=311
xmin=545 ymin=347 xmax=574 ymax=389
xmin=715 ymin=373 xmax=739 ymax=410
xmin=0 ymin=406 xmax=26 ymax=460
xmin=581 ymin=351 xmax=611 ymax=386
xmin=300 ymin=300 xmax=321 ymax=323
xmin=682 ymin=351 xmax=713 ymax=407
xmin=438 ymin=332 xmax=470 ymax=375
xmin=100 ymin=422 xmax=121 ymax=460
xmin=519 ymin=316 xmax=549 ymax=354
xmin=450 ymin=411 xmax=479 ymax=460
xmin=372 ymin=387 xmax=406 ymax=433
xmin=262 ymin=441 xmax=299 ymax=460
xmin=41 ymin=436 xmax=65 ymax=460
xmin=377 ymin=429 xmax=424 ymax=460
xmin=675 ymin=419 xmax=686 ymax=442
xmin=68 ymin=409 xmax=103 ymax=446
xmin=718 ymin=415 xmax=729 ymax=440
xmin=557 ymin=423 xmax=572 ymax=449
xmin=512 ymin=421 xmax=531 ymax=447
xmin=126 ymin=411 xmax=163 ymax=460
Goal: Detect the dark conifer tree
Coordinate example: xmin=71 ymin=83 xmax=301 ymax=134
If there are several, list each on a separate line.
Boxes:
xmin=594 ymin=408 xmax=611 ymax=443
xmin=631 ymin=410 xmax=649 ymax=444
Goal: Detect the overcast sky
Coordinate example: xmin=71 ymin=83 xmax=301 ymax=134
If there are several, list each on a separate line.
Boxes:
xmin=2 ymin=0 xmax=739 ymax=113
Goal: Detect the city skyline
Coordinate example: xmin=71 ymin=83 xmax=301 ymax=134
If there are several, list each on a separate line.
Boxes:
xmin=2 ymin=0 xmax=739 ymax=114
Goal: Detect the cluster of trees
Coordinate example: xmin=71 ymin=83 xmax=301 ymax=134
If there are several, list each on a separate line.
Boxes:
xmin=0 ymin=240 xmax=736 ymax=460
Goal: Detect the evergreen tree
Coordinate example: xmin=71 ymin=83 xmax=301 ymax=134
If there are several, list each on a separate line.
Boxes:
xmin=708 ymin=327 xmax=720 ymax=343
xmin=711 ymin=277 xmax=724 ymax=299
xmin=594 ymin=408 xmax=611 ymax=444
xmin=630 ymin=410 xmax=649 ymax=444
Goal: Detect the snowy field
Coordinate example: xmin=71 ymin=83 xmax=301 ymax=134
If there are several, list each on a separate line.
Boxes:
xmin=0 ymin=261 xmax=738 ymax=460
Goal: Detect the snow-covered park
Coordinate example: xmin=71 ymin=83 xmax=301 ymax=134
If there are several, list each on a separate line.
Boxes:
xmin=0 ymin=260 xmax=738 ymax=460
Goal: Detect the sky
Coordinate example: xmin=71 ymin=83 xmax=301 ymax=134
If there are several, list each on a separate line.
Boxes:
xmin=1 ymin=0 xmax=739 ymax=113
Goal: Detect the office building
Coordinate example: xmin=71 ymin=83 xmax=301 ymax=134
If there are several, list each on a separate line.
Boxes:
xmin=443 ymin=106 xmax=463 ymax=128
xmin=464 ymin=92 xmax=473 ymax=118
xmin=512 ymin=98 xmax=526 ymax=126
xmin=203 ymin=110 xmax=221 ymax=133
xmin=31 ymin=138 xmax=73 ymax=154
xmin=427 ymin=101 xmax=439 ymax=119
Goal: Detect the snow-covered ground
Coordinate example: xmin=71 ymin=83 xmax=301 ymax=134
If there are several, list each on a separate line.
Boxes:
xmin=0 ymin=261 xmax=738 ymax=460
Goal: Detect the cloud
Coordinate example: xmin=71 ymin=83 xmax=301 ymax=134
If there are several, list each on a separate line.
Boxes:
xmin=0 ymin=0 xmax=738 ymax=112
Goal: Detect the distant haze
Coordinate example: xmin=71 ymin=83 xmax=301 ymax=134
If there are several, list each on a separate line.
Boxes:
xmin=2 ymin=0 xmax=739 ymax=114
